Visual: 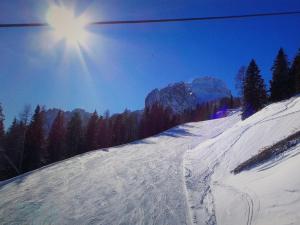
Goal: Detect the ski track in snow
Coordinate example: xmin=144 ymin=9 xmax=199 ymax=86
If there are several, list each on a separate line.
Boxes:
xmin=213 ymin=182 xmax=257 ymax=225
xmin=1 ymin=97 xmax=300 ymax=225
xmin=0 ymin=114 xmax=239 ymax=225
xmin=183 ymin=96 xmax=300 ymax=225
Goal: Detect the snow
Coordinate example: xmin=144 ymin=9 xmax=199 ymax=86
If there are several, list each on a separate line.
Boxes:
xmin=1 ymin=96 xmax=300 ymax=225
xmin=184 ymin=96 xmax=300 ymax=224
xmin=0 ymin=112 xmax=239 ymax=224
xmin=214 ymin=144 xmax=300 ymax=225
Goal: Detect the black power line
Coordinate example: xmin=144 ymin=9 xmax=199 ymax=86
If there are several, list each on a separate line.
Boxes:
xmin=0 ymin=10 xmax=300 ymax=28
xmin=91 ymin=11 xmax=300 ymax=25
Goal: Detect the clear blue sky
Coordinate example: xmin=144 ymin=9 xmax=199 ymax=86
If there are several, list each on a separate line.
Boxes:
xmin=0 ymin=0 xmax=300 ymax=127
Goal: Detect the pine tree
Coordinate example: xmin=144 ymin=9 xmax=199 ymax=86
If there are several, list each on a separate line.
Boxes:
xmin=121 ymin=109 xmax=131 ymax=143
xmin=22 ymin=105 xmax=45 ymax=172
xmin=139 ymin=103 xmax=177 ymax=138
xmin=97 ymin=116 xmax=106 ymax=148
xmin=111 ymin=113 xmax=126 ymax=146
xmin=84 ymin=111 xmax=99 ymax=152
xmin=96 ymin=110 xmax=113 ymax=148
xmin=19 ymin=105 xmax=31 ymax=126
xmin=1 ymin=118 xmax=19 ymax=178
xmin=290 ymin=49 xmax=300 ymax=94
xmin=0 ymin=104 xmax=12 ymax=179
xmin=4 ymin=118 xmax=18 ymax=152
xmin=106 ymin=118 xmax=113 ymax=147
xmin=47 ymin=111 xmax=66 ymax=163
xmin=229 ymin=95 xmax=234 ymax=108
xmin=17 ymin=105 xmax=31 ymax=170
xmin=66 ymin=112 xmax=83 ymax=156
xmin=242 ymin=60 xmax=268 ymax=119
xmin=0 ymin=103 xmax=4 ymax=146
xmin=235 ymin=66 xmax=246 ymax=98
xmin=3 ymin=118 xmax=27 ymax=174
xmin=126 ymin=111 xmax=139 ymax=143
xmin=270 ymin=48 xmax=290 ymax=101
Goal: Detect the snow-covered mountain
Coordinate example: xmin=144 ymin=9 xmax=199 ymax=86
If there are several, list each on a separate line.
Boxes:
xmin=1 ymin=96 xmax=300 ymax=225
xmin=145 ymin=76 xmax=232 ymax=113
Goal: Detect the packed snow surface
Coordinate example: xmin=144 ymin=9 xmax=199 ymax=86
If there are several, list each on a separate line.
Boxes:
xmin=185 ymin=96 xmax=300 ymax=224
xmin=0 ymin=113 xmax=239 ymax=225
xmin=1 ymin=96 xmax=300 ymax=225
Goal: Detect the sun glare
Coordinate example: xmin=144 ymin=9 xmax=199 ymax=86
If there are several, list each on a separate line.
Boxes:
xmin=46 ymin=4 xmax=89 ymax=47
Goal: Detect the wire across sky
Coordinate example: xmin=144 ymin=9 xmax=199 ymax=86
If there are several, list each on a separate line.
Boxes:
xmin=0 ymin=10 xmax=300 ymax=28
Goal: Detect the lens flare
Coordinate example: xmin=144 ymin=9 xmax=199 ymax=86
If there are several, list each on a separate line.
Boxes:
xmin=46 ymin=4 xmax=89 ymax=47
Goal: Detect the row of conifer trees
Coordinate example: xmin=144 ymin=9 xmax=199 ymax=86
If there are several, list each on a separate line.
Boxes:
xmin=0 ymin=96 xmax=237 ymax=180
xmin=2 ymin=48 xmax=298 ymax=180
xmin=239 ymin=48 xmax=300 ymax=119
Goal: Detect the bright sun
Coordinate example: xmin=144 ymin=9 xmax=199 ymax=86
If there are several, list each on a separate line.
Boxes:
xmin=46 ymin=4 xmax=89 ymax=47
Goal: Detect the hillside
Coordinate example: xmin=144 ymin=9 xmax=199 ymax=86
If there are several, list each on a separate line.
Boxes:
xmin=185 ymin=95 xmax=300 ymax=224
xmin=0 ymin=112 xmax=240 ymax=224
xmin=1 ymin=96 xmax=300 ymax=224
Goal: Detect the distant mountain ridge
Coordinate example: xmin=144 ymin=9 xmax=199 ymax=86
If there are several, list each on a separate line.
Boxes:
xmin=145 ymin=76 xmax=232 ymax=113
xmin=43 ymin=108 xmax=143 ymax=134
xmin=43 ymin=77 xmax=231 ymax=132
xmin=44 ymin=108 xmax=91 ymax=134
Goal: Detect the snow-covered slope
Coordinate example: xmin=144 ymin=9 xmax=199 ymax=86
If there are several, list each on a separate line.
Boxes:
xmin=184 ymin=96 xmax=300 ymax=225
xmin=0 ymin=112 xmax=240 ymax=225
xmin=1 ymin=96 xmax=300 ymax=225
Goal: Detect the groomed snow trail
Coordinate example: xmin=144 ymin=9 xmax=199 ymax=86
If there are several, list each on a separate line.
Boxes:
xmin=0 ymin=115 xmax=239 ymax=225
xmin=184 ymin=96 xmax=300 ymax=225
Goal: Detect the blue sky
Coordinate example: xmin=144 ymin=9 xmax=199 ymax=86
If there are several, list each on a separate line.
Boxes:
xmin=0 ymin=0 xmax=300 ymax=127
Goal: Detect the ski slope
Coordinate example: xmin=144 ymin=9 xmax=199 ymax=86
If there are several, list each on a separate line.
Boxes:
xmin=0 ymin=112 xmax=239 ymax=225
xmin=1 ymin=96 xmax=300 ymax=225
xmin=185 ymin=96 xmax=300 ymax=225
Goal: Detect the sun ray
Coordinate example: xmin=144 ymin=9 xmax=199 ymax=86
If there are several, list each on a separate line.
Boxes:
xmin=46 ymin=4 xmax=90 ymax=47
xmin=44 ymin=3 xmax=95 ymax=77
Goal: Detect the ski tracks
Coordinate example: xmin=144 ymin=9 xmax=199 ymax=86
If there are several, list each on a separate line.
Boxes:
xmin=214 ymin=182 xmax=259 ymax=225
xmin=183 ymin=97 xmax=300 ymax=225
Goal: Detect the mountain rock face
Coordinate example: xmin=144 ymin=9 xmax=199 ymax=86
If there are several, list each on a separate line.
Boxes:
xmin=44 ymin=108 xmax=91 ymax=134
xmin=145 ymin=76 xmax=232 ymax=113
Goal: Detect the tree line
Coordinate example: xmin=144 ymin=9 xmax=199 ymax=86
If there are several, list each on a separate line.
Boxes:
xmin=0 ymin=96 xmax=238 ymax=180
xmin=236 ymin=48 xmax=300 ymax=119
xmin=3 ymin=47 xmax=298 ymax=180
